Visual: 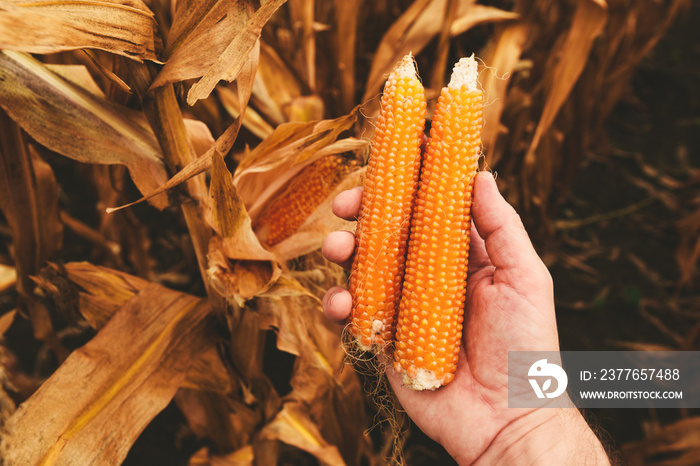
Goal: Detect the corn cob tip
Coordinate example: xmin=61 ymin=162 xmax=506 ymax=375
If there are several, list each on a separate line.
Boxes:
xmin=448 ymin=54 xmax=478 ymax=91
xmin=392 ymin=53 xmax=418 ymax=80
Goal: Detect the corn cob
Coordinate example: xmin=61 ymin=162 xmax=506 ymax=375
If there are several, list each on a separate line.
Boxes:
xmin=394 ymin=55 xmax=483 ymax=390
xmin=256 ymin=155 xmax=359 ymax=246
xmin=348 ymin=55 xmax=426 ymax=350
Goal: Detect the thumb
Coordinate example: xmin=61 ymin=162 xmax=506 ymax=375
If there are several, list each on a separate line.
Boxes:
xmin=471 ymin=172 xmax=546 ymax=276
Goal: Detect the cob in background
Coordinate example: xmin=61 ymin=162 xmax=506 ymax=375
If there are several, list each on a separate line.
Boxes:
xmin=348 ymin=54 xmax=426 ymax=350
xmin=254 ymin=155 xmax=360 ymax=247
xmin=394 ymin=55 xmax=483 ymax=390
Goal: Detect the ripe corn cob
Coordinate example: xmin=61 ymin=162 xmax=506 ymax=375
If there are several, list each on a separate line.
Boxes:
xmin=256 ymin=155 xmax=359 ymax=246
xmin=394 ymin=55 xmax=483 ymax=390
xmin=349 ymin=55 xmax=426 ymax=350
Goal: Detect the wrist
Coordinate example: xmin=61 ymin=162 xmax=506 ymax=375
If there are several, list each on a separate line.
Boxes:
xmin=470 ymin=408 xmax=610 ymax=466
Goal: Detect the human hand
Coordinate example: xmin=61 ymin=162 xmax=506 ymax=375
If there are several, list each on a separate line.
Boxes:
xmin=322 ymin=172 xmax=610 ymax=465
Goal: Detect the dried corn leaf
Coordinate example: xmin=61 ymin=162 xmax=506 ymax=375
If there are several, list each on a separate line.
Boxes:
xmin=0 ymin=309 xmax=15 ymax=336
xmin=621 ymin=417 xmax=700 ymax=466
xmin=0 ymin=0 xmax=158 ymax=61
xmin=525 ymin=0 xmax=607 ymax=160
xmin=36 ymin=262 xmax=231 ymax=393
xmin=479 ymin=22 xmax=528 ymax=159
xmin=363 ymin=0 xmax=518 ymax=105
xmin=207 ymin=153 xmax=281 ymax=304
xmin=0 ymin=113 xmax=63 ymax=354
xmin=152 ymin=0 xmax=256 ymax=86
xmin=0 ymin=264 xmax=17 ymax=294
xmin=189 ymin=445 xmax=254 ymax=466
xmin=233 ymin=109 xmax=360 ymax=221
xmin=0 ymin=117 xmax=62 ymax=295
xmin=252 ymin=42 xmax=305 ymax=126
xmin=186 ymin=0 xmax=286 ymax=105
xmin=107 ymin=43 xmax=257 ymax=213
xmin=677 ymin=209 xmax=700 ymax=289
xmin=0 ymin=51 xmax=169 ymax=208
xmin=218 ymin=86 xmax=274 ymax=140
xmin=0 ymin=284 xmax=213 ymax=465
xmin=260 ymin=401 xmax=345 ymax=466
xmin=177 ymin=390 xmax=258 ymax=453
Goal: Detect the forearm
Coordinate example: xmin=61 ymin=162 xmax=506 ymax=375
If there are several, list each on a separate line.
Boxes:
xmin=469 ymin=409 xmax=610 ymax=466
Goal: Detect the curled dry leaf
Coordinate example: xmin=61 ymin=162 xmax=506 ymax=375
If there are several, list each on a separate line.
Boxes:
xmin=0 ymin=51 xmax=170 ymax=209
xmin=152 ymin=0 xmax=257 ymax=87
xmin=259 ymin=401 xmax=345 ymax=466
xmin=0 ymin=0 xmax=158 ymax=61
xmin=0 ymin=285 xmax=213 ymax=465
xmin=186 ymin=0 xmax=287 ymax=105
xmin=207 ymin=153 xmax=281 ymax=305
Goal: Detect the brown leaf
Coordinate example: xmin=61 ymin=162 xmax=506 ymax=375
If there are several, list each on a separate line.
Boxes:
xmin=0 ymin=285 xmax=213 ymax=465
xmin=152 ymin=0 xmax=256 ymax=87
xmin=207 ymin=153 xmax=281 ymax=304
xmin=259 ymin=401 xmax=345 ymax=466
xmin=525 ymin=0 xmax=607 ymax=160
xmin=0 ymin=51 xmax=169 ymax=208
xmin=0 ymin=115 xmax=63 ymax=296
xmin=37 ymin=262 xmax=231 ymax=394
xmin=621 ymin=417 xmax=700 ymax=466
xmin=0 ymin=265 xmax=17 ymax=294
xmin=0 ymin=112 xmax=64 ymax=356
xmin=107 ymin=43 xmax=257 ymax=213
xmin=218 ymin=86 xmax=274 ymax=139
xmin=189 ymin=445 xmax=254 ymax=466
xmin=479 ymin=22 xmax=528 ymax=160
xmin=251 ymin=42 xmax=305 ymax=126
xmin=363 ymin=0 xmax=518 ymax=105
xmin=177 ymin=390 xmax=258 ymax=454
xmin=0 ymin=0 xmax=158 ymax=61
xmin=186 ymin=0 xmax=287 ymax=105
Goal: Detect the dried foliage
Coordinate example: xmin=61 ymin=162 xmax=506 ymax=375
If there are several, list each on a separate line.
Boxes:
xmin=0 ymin=0 xmax=694 ymax=464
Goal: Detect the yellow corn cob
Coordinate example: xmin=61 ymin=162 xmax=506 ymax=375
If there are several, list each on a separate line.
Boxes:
xmin=394 ymin=55 xmax=483 ymax=390
xmin=349 ymin=55 xmax=426 ymax=350
xmin=256 ymin=155 xmax=358 ymax=246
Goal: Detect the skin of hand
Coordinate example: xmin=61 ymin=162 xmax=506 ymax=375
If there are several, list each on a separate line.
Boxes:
xmin=321 ymin=172 xmax=610 ymax=465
